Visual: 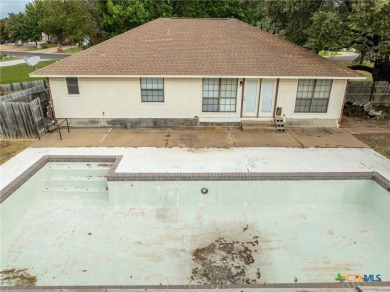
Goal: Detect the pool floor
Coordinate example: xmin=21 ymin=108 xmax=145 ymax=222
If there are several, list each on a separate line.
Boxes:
xmin=1 ymin=197 xmax=389 ymax=285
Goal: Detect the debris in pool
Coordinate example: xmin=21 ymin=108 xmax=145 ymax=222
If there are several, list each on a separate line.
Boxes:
xmin=191 ymin=236 xmax=260 ymax=284
xmin=82 ymin=270 xmax=87 ymax=272
xmin=294 ymin=277 xmax=298 ymax=282
xmin=201 ymin=188 xmax=208 ymax=194
xmin=98 ymin=163 xmax=112 ymax=168
xmin=243 ymin=224 xmax=248 ymax=232
xmin=0 ymin=268 xmax=37 ymax=286
xmin=88 ymin=233 xmax=92 ymax=235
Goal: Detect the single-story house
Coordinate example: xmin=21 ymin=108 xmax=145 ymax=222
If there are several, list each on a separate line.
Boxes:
xmin=31 ymin=18 xmax=364 ymax=128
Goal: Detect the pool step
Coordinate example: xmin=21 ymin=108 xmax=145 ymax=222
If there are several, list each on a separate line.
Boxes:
xmin=45 ymin=162 xmax=112 ymax=177
xmin=41 ymin=186 xmax=109 ymax=200
xmin=43 ymin=176 xmax=108 ymax=188
xmin=40 ymin=187 xmax=109 ymax=200
xmin=41 ymin=162 xmax=112 ymax=200
xmin=46 ymin=168 xmax=110 ymax=177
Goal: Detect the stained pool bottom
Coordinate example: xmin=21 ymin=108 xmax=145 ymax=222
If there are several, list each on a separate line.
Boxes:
xmin=1 ymin=163 xmax=389 ymax=285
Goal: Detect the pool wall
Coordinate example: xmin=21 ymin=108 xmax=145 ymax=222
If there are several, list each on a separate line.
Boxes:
xmin=108 ymin=180 xmax=389 ymax=223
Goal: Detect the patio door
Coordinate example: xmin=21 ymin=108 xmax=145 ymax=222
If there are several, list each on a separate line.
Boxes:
xmin=242 ymin=79 xmax=259 ymax=117
xmin=258 ymin=79 xmax=276 ymax=118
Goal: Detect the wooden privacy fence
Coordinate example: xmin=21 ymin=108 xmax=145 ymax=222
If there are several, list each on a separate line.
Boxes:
xmin=0 ymin=81 xmax=49 ymax=139
xmin=0 ymin=98 xmax=46 ymax=139
xmin=0 ymin=80 xmax=46 ymax=95
xmin=346 ymin=81 xmax=390 ymax=103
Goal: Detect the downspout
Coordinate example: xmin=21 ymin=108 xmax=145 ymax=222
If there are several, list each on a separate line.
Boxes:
xmin=338 ymin=80 xmax=349 ymax=127
xmin=273 ymin=79 xmax=280 ymax=117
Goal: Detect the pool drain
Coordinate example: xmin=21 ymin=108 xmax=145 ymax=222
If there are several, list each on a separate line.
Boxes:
xmin=201 ymin=188 xmax=208 ymax=194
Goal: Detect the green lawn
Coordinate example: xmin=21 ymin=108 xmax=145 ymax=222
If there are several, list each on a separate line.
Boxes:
xmin=318 ymin=51 xmax=341 ymax=57
xmin=63 ymin=47 xmax=83 ymax=54
xmin=0 ymin=60 xmax=56 ymax=84
xmin=338 ymin=61 xmax=374 ymax=81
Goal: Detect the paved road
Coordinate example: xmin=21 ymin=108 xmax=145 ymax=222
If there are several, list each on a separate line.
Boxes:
xmin=1 ymin=50 xmax=70 ymax=60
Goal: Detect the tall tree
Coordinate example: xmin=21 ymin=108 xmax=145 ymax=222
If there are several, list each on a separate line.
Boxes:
xmin=0 ymin=18 xmax=10 ymax=41
xmin=306 ymin=0 xmax=390 ymax=81
xmin=39 ymin=0 xmax=97 ymax=48
xmin=24 ymin=0 xmax=45 ymax=45
xmin=260 ymin=0 xmax=322 ymax=45
xmin=7 ymin=12 xmax=30 ymax=43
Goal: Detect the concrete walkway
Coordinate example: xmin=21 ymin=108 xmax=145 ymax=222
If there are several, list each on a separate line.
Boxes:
xmin=32 ymin=127 xmax=367 ymax=148
xmin=0 ymin=59 xmax=27 ymax=67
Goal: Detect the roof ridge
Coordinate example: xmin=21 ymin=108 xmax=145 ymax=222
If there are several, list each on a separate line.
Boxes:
xmin=169 ymin=17 xmax=231 ymax=20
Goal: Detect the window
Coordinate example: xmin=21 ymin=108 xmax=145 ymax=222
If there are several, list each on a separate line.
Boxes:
xmin=140 ymin=78 xmax=164 ymax=102
xmin=202 ymin=78 xmax=237 ymax=112
xmin=294 ymin=79 xmax=332 ymax=113
xmin=66 ymin=77 xmax=79 ymax=95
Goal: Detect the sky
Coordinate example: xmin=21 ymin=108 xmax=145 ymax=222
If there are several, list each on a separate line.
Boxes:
xmin=1 ymin=0 xmax=31 ymax=18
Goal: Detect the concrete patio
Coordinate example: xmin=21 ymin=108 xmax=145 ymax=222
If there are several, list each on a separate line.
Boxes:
xmin=31 ymin=127 xmax=368 ymax=148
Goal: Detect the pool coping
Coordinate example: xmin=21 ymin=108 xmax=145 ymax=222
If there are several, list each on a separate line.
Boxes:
xmin=1 ymin=155 xmax=389 ymax=289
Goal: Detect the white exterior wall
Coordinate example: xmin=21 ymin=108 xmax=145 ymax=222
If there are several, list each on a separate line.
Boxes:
xmin=276 ymin=79 xmax=347 ymax=124
xmin=49 ymin=77 xmax=243 ymax=120
xmin=49 ymin=77 xmax=345 ymax=125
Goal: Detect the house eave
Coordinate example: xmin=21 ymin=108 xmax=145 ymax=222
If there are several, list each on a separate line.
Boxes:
xmin=29 ymin=74 xmax=366 ymax=80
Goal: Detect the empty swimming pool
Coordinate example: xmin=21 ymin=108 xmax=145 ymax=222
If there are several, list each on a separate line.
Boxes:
xmin=0 ymin=159 xmax=389 ymax=286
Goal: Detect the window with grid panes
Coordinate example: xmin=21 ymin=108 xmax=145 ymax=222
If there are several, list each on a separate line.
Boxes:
xmin=66 ymin=77 xmax=79 ymax=95
xmin=140 ymin=78 xmax=164 ymax=102
xmin=294 ymin=79 xmax=332 ymax=113
xmin=202 ymin=78 xmax=237 ymax=112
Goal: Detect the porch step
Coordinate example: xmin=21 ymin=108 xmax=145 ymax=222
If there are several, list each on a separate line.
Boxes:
xmin=241 ymin=121 xmax=276 ymax=132
xmin=274 ymin=116 xmax=285 ymax=132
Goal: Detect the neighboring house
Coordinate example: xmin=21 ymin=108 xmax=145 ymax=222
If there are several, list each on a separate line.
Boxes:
xmin=31 ymin=18 xmax=364 ymax=128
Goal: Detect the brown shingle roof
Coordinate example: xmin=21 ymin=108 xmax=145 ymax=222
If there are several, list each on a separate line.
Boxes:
xmin=31 ymin=18 xmax=363 ymax=78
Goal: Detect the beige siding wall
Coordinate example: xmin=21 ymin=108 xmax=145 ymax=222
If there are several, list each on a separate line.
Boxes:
xmin=49 ymin=77 xmax=345 ymax=124
xmin=49 ymin=77 xmax=243 ymax=120
xmin=276 ymin=79 xmax=346 ymax=121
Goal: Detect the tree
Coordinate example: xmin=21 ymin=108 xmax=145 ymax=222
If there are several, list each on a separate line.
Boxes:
xmin=39 ymin=0 xmax=97 ymax=47
xmin=0 ymin=18 xmax=10 ymax=41
xmin=24 ymin=0 xmax=45 ymax=45
xmin=259 ymin=0 xmax=322 ymax=46
xmin=99 ymin=0 xmax=260 ymax=39
xmin=306 ymin=0 xmax=390 ymax=81
xmin=7 ymin=12 xmax=30 ymax=43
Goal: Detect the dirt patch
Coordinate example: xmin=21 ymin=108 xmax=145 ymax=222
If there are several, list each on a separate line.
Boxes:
xmin=340 ymin=116 xmax=390 ymax=158
xmin=0 ymin=268 xmax=37 ymax=286
xmin=353 ymin=133 xmax=390 ymax=158
xmin=191 ymin=234 xmax=260 ymax=285
xmin=340 ymin=116 xmax=390 ymax=133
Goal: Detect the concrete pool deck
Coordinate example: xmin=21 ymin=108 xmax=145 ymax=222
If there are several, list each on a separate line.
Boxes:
xmin=1 ymin=147 xmax=389 ymax=191
xmin=30 ymin=127 xmax=367 ymax=148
